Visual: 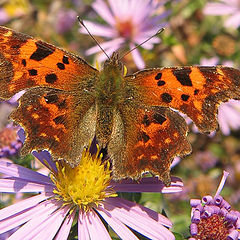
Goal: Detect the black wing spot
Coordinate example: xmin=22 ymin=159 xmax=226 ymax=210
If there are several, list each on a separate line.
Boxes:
xmin=11 ymin=44 xmax=20 ymax=50
xmin=28 ymin=69 xmax=37 ymax=76
xmin=142 ymin=115 xmax=150 ymax=127
xmin=141 ymin=132 xmax=150 ymax=143
xmin=53 ymin=115 xmax=65 ymax=125
xmin=22 ymin=59 xmax=26 ymax=67
xmin=157 ymin=80 xmax=165 ymax=86
xmin=62 ymin=56 xmax=69 ymax=64
xmin=57 ymin=63 xmax=65 ymax=70
xmin=161 ymin=93 xmax=172 ymax=103
xmin=30 ymin=41 xmax=55 ymax=61
xmin=58 ymin=99 xmax=67 ymax=109
xmin=194 ymin=89 xmax=199 ymax=95
xmin=173 ymin=68 xmax=192 ymax=86
xmin=45 ymin=73 xmax=58 ymax=84
xmin=155 ymin=72 xmax=162 ymax=80
xmin=153 ymin=113 xmax=167 ymax=125
xmin=181 ymin=94 xmax=190 ymax=101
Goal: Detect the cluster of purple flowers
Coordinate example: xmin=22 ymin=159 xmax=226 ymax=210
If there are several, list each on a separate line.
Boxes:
xmin=0 ymin=124 xmax=22 ymax=158
xmin=189 ymin=172 xmax=240 ymax=240
xmin=190 ymin=196 xmax=240 ymax=240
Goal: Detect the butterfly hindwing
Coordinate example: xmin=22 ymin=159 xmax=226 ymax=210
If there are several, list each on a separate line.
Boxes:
xmin=11 ymin=87 xmax=96 ymax=165
xmin=108 ymin=104 xmax=191 ymax=185
xmin=126 ymin=66 xmax=240 ymax=132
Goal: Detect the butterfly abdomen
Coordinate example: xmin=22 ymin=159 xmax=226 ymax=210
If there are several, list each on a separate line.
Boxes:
xmin=96 ymin=57 xmax=124 ymax=147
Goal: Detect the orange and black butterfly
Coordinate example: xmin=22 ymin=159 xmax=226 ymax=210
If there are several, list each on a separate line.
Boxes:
xmin=0 ymin=26 xmax=240 ymax=185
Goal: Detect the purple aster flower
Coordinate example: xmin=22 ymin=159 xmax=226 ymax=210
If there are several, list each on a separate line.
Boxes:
xmin=171 ymin=156 xmax=181 ymax=168
xmin=0 ymin=146 xmax=183 ymax=239
xmin=55 ymin=8 xmax=77 ymax=34
xmin=0 ymin=8 xmax=9 ymax=25
xmin=6 ymin=90 xmax=25 ymax=106
xmin=0 ymin=124 xmax=22 ymax=158
xmin=200 ymin=57 xmax=234 ymax=68
xmin=195 ymin=151 xmax=218 ymax=172
xmin=217 ymin=99 xmax=240 ymax=135
xmin=189 ymin=171 xmax=240 ymax=240
xmin=80 ymin=0 xmax=169 ymax=69
xmin=203 ymin=0 xmax=240 ymax=29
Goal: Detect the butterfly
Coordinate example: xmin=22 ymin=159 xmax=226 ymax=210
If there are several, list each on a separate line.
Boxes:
xmin=0 ymin=26 xmax=240 ymax=185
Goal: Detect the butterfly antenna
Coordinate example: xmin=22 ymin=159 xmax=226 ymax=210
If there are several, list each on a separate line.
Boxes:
xmin=120 ymin=28 xmax=165 ymax=60
xmin=78 ymin=16 xmax=110 ymax=60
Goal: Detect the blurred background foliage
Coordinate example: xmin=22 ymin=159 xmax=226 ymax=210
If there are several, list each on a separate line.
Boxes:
xmin=0 ymin=0 xmax=240 ymax=239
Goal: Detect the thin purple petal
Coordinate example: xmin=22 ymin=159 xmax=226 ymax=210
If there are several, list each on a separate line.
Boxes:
xmin=7 ymin=200 xmax=61 ymax=240
xmin=0 ymin=179 xmax=54 ymax=193
xmin=32 ymin=151 xmax=57 ymax=173
xmin=105 ymin=197 xmax=172 ymax=226
xmin=55 ymin=210 xmax=76 ymax=240
xmin=78 ymin=212 xmax=90 ymax=240
xmin=130 ymin=44 xmax=145 ymax=69
xmin=103 ymin=198 xmax=174 ymax=239
xmin=0 ymin=160 xmax=52 ymax=185
xmin=80 ymin=20 xmax=116 ymax=38
xmin=0 ymin=193 xmax=51 ymax=221
xmin=87 ymin=210 xmax=111 ymax=240
xmin=97 ymin=207 xmax=139 ymax=240
xmin=92 ymin=0 xmax=115 ymax=26
xmin=0 ymin=199 xmax=58 ymax=235
xmin=27 ymin=206 xmax=70 ymax=240
xmin=113 ymin=176 xmax=183 ymax=193
xmin=85 ymin=38 xmax=124 ymax=55
xmin=204 ymin=3 xmax=237 ymax=15
xmin=225 ymin=12 xmax=240 ymax=28
xmin=215 ymin=171 xmax=229 ymax=197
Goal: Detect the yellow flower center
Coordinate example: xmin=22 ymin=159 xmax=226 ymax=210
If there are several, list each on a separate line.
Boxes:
xmin=51 ymin=146 xmax=117 ymax=210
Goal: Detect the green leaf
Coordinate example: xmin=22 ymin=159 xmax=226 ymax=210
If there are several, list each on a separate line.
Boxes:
xmin=173 ymin=232 xmax=185 ymax=240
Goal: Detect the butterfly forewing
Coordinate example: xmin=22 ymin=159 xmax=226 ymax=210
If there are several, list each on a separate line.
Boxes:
xmin=0 ymin=26 xmax=98 ymax=98
xmin=126 ymin=66 xmax=240 ymax=132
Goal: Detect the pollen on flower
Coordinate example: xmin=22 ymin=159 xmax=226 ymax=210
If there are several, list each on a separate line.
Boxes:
xmin=51 ymin=145 xmax=117 ymax=210
xmin=193 ymin=214 xmax=230 ymax=240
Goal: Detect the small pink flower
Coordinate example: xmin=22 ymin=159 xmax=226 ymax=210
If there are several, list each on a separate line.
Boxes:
xmin=80 ymin=0 xmax=169 ymax=69
xmin=0 ymin=124 xmax=22 ymax=158
xmin=0 ymin=8 xmax=9 ymax=25
xmin=204 ymin=0 xmax=240 ymax=29
xmin=55 ymin=8 xmax=77 ymax=34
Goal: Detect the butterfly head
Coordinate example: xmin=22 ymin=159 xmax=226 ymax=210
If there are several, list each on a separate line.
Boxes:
xmin=103 ymin=51 xmax=123 ymax=74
